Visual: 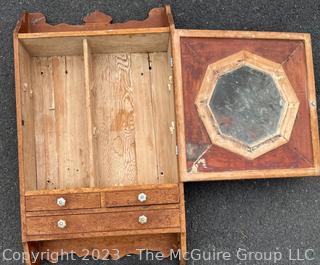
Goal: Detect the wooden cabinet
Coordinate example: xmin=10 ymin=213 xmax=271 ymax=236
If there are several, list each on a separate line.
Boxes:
xmin=13 ymin=5 xmax=319 ymax=265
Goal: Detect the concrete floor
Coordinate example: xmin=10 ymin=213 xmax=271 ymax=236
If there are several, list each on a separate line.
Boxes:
xmin=0 ymin=1 xmax=319 ymax=264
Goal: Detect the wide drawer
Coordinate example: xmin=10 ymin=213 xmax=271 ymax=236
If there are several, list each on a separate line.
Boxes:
xmin=104 ymin=186 xmax=179 ymax=207
xmin=26 ymin=208 xmax=180 ymax=236
xmin=26 ymin=193 xmax=101 ymax=212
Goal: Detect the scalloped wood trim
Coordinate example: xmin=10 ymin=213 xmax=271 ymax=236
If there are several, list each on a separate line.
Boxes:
xmin=16 ymin=7 xmax=169 ymax=34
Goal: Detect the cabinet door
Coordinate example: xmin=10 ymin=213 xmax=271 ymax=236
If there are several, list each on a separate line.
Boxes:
xmin=172 ymin=29 xmax=320 ymax=182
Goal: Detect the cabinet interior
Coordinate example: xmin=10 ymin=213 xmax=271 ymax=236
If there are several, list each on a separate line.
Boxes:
xmin=18 ymin=32 xmax=178 ymax=191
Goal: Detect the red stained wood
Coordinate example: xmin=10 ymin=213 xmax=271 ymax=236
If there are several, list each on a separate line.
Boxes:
xmin=181 ymin=37 xmax=314 ymax=172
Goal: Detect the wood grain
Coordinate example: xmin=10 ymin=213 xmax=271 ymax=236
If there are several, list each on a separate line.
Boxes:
xmin=150 ymin=52 xmax=179 ymax=183
xmin=26 ymin=193 xmax=101 ymax=212
xmin=131 ymin=53 xmax=158 ymax=184
xmin=18 ymin=44 xmax=37 ymax=191
xmin=93 ymin=53 xmax=137 ymax=186
xmin=104 ymin=186 xmax=179 ymax=207
xmin=26 ymin=209 xmax=180 ymax=236
xmin=37 ymin=234 xmax=179 ymax=263
xmin=17 ymin=8 xmax=169 ymax=34
xmin=25 ymin=183 xmax=179 ymax=195
xmin=179 ymin=34 xmax=316 ymax=179
xmin=26 ymin=204 xmax=179 ymax=217
xmin=31 ymin=57 xmax=58 ymax=190
xmin=20 ymin=32 xmax=170 ymax=57
xmin=83 ymin=39 xmax=98 ymax=187
xmin=31 ymin=55 xmax=90 ymax=189
xmin=14 ymin=7 xmax=184 ymax=265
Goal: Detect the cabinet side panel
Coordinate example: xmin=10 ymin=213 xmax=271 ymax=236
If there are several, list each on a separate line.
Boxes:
xmin=19 ymin=44 xmax=37 ymax=191
xmin=93 ymin=54 xmax=137 ymax=186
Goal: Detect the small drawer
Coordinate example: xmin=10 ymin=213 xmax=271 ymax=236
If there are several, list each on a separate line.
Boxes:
xmin=104 ymin=186 xmax=179 ymax=207
xmin=26 ymin=208 xmax=180 ymax=236
xmin=26 ymin=193 xmax=101 ymax=212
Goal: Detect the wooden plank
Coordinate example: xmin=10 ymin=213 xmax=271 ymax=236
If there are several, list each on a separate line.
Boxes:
xmin=131 ymin=53 xmax=158 ymax=184
xmin=44 ymin=58 xmax=59 ymax=190
xmin=31 ymin=57 xmax=59 ymax=190
xmin=32 ymin=55 xmax=89 ymax=189
xmin=26 ymin=204 xmax=179 ymax=217
xmin=18 ymin=44 xmax=37 ymax=191
xmin=149 ymin=52 xmax=178 ymax=183
xmin=14 ymin=36 xmax=28 ymax=242
xmin=27 ymin=227 xmax=181 ymax=242
xmin=167 ymin=41 xmax=179 ymax=183
xmin=51 ymin=56 xmax=67 ymax=189
xmin=26 ymin=209 xmax=180 ymax=236
xmin=38 ymin=234 xmax=178 ymax=263
xmin=20 ymin=32 xmax=169 ymax=56
xmin=179 ymin=183 xmax=187 ymax=265
xmin=25 ymin=183 xmax=179 ymax=196
xmin=182 ymin=167 xmax=318 ymax=182
xmin=18 ymin=27 xmax=169 ymax=39
xmin=178 ymin=29 xmax=310 ymax=40
xmin=93 ymin=54 xmax=136 ymax=186
xmin=83 ymin=39 xmax=97 ymax=187
xmin=171 ymin=30 xmax=188 ymax=182
xmin=304 ymin=35 xmax=320 ymax=173
xmin=104 ymin=186 xmax=179 ymax=207
xmin=26 ymin=193 xmax=101 ymax=212
xmin=63 ymin=56 xmax=89 ymax=188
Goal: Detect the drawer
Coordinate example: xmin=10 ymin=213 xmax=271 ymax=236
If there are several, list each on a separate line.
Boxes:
xmin=26 ymin=209 xmax=180 ymax=236
xmin=104 ymin=186 xmax=179 ymax=207
xmin=26 ymin=193 xmax=101 ymax=212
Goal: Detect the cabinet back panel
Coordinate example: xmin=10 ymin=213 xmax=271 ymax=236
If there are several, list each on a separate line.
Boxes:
xmin=31 ymin=55 xmax=90 ymax=190
xmin=92 ymin=52 xmax=178 ymax=186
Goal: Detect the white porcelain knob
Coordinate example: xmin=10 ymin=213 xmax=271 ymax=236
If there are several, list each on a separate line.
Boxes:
xmin=57 ymin=219 xmax=67 ymax=229
xmin=138 ymin=215 xmax=148 ymax=224
xmin=57 ymin=197 xmax=66 ymax=207
xmin=138 ymin=193 xmax=147 ymax=202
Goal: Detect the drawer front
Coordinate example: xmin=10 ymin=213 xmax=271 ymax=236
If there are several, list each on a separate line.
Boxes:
xmin=104 ymin=186 xmax=179 ymax=207
xmin=26 ymin=193 xmax=101 ymax=212
xmin=26 ymin=209 xmax=180 ymax=236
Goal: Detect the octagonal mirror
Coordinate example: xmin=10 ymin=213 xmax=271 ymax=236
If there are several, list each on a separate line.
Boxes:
xmin=195 ymin=50 xmax=300 ymax=160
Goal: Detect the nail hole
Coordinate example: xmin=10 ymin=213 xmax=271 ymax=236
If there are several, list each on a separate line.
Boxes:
xmin=160 ymin=171 xmax=164 ymax=176
xmin=21 ymin=120 xmax=24 ymax=126
xmin=65 ymin=70 xmax=68 ymax=74
xmin=40 ymin=71 xmax=44 ymax=75
xmin=141 ymin=73 xmax=144 ymax=76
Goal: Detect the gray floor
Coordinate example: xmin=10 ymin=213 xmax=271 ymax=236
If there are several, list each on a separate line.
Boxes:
xmin=0 ymin=0 xmax=320 ymax=264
